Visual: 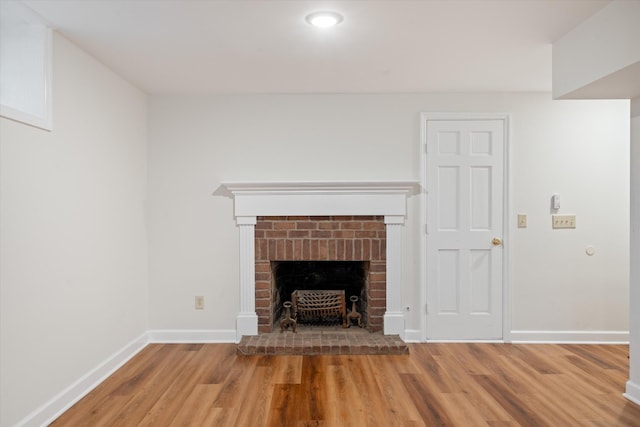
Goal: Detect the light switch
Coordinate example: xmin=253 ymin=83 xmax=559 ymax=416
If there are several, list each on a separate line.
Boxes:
xmin=517 ymin=214 xmax=527 ymax=228
xmin=195 ymin=296 xmax=205 ymax=310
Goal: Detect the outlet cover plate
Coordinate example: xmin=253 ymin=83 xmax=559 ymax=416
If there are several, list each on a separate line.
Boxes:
xmin=552 ymin=214 xmax=576 ymax=229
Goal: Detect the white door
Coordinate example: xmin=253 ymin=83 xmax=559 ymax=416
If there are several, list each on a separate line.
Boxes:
xmin=425 ymin=118 xmax=505 ymax=340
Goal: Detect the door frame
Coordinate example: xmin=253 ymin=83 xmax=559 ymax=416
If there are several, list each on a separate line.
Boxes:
xmin=419 ymin=112 xmax=511 ymax=342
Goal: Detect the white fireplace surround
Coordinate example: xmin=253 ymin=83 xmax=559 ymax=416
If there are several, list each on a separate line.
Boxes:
xmin=223 ymin=181 xmax=418 ymax=342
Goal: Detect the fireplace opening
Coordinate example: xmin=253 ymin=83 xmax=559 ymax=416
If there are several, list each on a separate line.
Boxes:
xmin=254 ymin=215 xmax=386 ymax=333
xmin=272 ymin=261 xmax=368 ymax=329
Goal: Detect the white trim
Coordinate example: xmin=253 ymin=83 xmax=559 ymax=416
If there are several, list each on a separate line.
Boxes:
xmin=0 ymin=0 xmax=53 ymax=131
xmin=236 ymin=314 xmax=259 ymax=342
xmin=222 ymin=180 xmax=419 ymax=217
xmin=403 ymin=329 xmax=422 ymax=343
xmin=383 ymin=312 xmax=405 ymax=338
xmin=503 ymin=115 xmax=513 ymax=343
xmin=147 ymin=329 xmax=237 ymax=343
xmin=510 ymin=330 xmax=629 ymax=344
xmin=221 ymin=180 xmax=419 ymax=338
xmin=419 ymin=115 xmax=428 ymax=342
xmin=426 ymin=339 xmax=505 ymax=344
xmin=420 ymin=113 xmax=510 ymax=343
xmin=236 ymin=218 xmax=257 ymax=340
xmin=384 ymin=220 xmax=405 ymax=336
xmin=222 ymin=180 xmax=420 ymax=194
xmin=17 ymin=333 xmax=148 ymax=427
xmin=625 ymin=381 xmax=640 ymax=406
xmin=420 ymin=112 xmax=511 ymax=121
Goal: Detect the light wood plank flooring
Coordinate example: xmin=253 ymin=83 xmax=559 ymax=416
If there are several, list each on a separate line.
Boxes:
xmin=50 ymin=343 xmax=640 ymax=426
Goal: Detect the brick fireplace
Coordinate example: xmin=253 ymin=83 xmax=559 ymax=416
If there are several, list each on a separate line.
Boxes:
xmin=222 ymin=181 xmax=417 ymax=342
xmin=255 ymin=215 xmax=386 ymax=332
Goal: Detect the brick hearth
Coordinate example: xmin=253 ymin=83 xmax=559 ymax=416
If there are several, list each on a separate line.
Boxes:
xmin=254 ymin=216 xmax=386 ymax=333
xmin=237 ymin=326 xmax=408 ymax=356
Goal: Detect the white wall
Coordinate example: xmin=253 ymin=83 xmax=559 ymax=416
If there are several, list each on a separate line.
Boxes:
xmin=628 ymin=97 xmax=640 ymax=404
xmin=147 ymin=93 xmax=629 ymax=340
xmin=0 ymin=43 xmax=630 ymax=422
xmin=0 ymin=33 xmax=148 ymax=427
xmin=552 ymin=0 xmax=640 ymax=99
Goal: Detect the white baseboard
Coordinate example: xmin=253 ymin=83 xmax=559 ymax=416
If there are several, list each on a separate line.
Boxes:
xmin=17 ymin=332 xmax=148 ymax=427
xmin=16 ymin=329 xmax=237 ymax=427
xmin=147 ymin=329 xmax=237 ymax=343
xmin=406 ymin=330 xmax=630 ymax=344
xmin=510 ymin=330 xmax=629 ymax=344
xmin=624 ymin=380 xmax=640 ymax=406
xmin=403 ymin=329 xmax=422 ymax=343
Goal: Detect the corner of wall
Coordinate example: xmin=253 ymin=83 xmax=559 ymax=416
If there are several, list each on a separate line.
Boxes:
xmin=16 ymin=333 xmax=149 ymax=427
xmin=625 ymin=380 xmax=640 ymax=406
xmin=631 ymin=97 xmax=640 ymax=118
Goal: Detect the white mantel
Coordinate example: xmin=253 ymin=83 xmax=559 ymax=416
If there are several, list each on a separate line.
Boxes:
xmin=223 ymin=181 xmax=418 ymax=217
xmin=222 ymin=180 xmax=419 ymax=341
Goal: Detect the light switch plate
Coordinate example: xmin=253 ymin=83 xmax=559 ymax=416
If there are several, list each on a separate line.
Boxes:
xmin=517 ymin=214 xmax=527 ymax=228
xmin=195 ymin=296 xmax=205 ymax=310
xmin=552 ymin=214 xmax=576 ymax=229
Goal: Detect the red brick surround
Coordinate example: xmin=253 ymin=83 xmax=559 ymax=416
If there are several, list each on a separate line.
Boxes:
xmin=255 ymin=216 xmax=386 ymax=333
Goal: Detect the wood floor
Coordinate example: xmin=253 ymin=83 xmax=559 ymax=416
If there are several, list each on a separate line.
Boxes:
xmin=51 ymin=343 xmax=640 ymax=426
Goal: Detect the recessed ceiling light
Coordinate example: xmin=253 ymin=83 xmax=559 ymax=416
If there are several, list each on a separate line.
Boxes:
xmin=305 ymin=11 xmax=343 ymax=28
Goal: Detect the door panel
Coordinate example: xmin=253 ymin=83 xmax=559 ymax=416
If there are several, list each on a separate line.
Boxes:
xmin=437 ymin=166 xmax=459 ymax=230
xmin=470 ymin=249 xmax=491 ymax=313
xmin=470 ymin=166 xmax=491 ymax=230
xmin=437 ymin=249 xmax=460 ymax=313
xmin=426 ymin=119 xmax=504 ymax=340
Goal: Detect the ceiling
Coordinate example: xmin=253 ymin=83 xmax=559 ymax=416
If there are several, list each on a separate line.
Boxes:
xmin=22 ymin=0 xmax=610 ymax=95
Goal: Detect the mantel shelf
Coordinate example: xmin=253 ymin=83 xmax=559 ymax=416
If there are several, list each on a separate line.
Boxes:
xmin=220 ymin=180 xmax=419 ymax=218
xmin=222 ymin=180 xmax=420 ymax=196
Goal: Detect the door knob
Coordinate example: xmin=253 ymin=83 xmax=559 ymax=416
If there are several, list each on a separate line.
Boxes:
xmin=492 ymin=238 xmax=502 ymax=246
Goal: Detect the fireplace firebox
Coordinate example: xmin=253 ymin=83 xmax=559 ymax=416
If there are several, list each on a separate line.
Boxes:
xmin=255 ymin=216 xmax=386 ymax=333
xmin=272 ymin=261 xmax=368 ymax=328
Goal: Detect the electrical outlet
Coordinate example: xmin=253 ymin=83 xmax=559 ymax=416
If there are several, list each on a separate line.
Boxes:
xmin=552 ymin=214 xmax=576 ymax=229
xmin=195 ymin=296 xmax=205 ymax=310
xmin=517 ymin=214 xmax=527 ymax=228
